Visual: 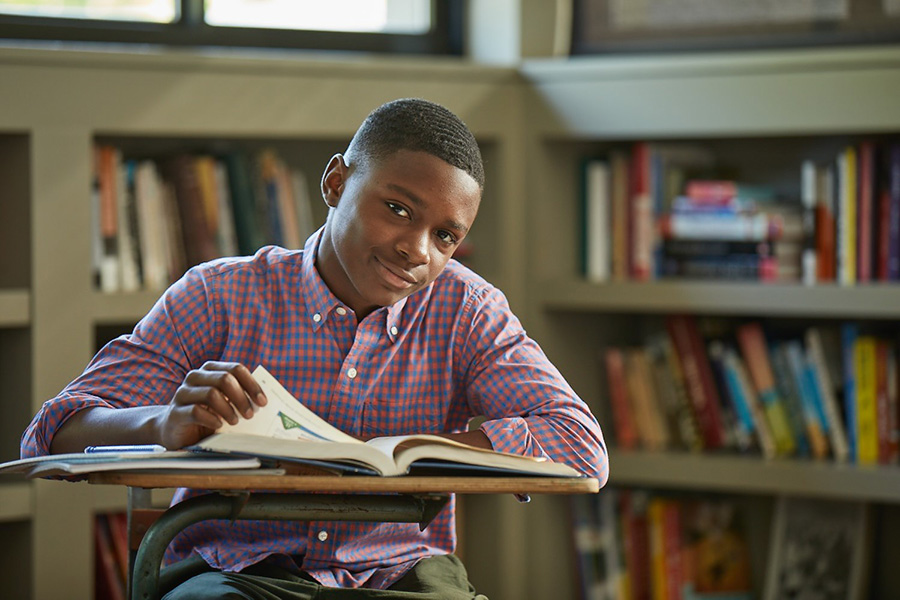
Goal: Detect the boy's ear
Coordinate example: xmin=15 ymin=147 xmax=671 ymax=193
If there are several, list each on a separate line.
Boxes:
xmin=321 ymin=154 xmax=348 ymax=208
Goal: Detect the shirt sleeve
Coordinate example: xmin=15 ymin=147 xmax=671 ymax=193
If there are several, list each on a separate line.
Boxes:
xmin=455 ymin=286 xmax=609 ymax=484
xmin=20 ymin=265 xmax=222 ymax=458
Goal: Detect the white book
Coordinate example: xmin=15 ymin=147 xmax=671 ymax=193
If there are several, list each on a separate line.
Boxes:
xmin=584 ymin=159 xmax=610 ymax=282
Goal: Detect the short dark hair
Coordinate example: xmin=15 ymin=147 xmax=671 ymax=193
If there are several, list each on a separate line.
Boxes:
xmin=345 ymin=98 xmax=484 ymax=189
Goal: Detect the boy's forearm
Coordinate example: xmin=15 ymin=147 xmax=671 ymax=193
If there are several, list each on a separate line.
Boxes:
xmin=48 ymin=405 xmax=165 ymax=454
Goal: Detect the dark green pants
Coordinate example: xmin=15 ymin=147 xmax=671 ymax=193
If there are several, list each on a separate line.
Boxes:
xmin=160 ymin=554 xmax=488 ymax=600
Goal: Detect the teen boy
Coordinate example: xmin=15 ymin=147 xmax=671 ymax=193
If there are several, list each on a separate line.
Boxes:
xmin=22 ymin=98 xmax=608 ymax=599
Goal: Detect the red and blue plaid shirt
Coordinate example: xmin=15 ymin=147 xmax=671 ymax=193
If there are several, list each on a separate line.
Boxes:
xmin=22 ymin=228 xmax=608 ymax=589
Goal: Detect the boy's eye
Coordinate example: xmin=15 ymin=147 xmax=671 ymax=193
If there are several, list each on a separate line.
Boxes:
xmin=387 ymin=202 xmax=409 ymax=218
xmin=436 ymin=230 xmax=457 ymax=245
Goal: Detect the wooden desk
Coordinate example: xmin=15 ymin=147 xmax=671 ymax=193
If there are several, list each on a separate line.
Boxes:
xmin=89 ymin=472 xmax=599 ymax=600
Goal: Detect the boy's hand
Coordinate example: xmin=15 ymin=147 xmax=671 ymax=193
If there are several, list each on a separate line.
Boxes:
xmin=160 ymin=361 xmax=268 ymax=449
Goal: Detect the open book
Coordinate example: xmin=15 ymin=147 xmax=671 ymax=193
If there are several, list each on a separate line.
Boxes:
xmin=193 ymin=366 xmax=582 ymax=478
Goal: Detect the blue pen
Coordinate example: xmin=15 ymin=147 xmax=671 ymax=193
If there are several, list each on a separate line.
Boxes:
xmin=84 ymin=444 xmax=167 ymax=454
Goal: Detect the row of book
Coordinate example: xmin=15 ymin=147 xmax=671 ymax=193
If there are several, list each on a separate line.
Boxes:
xmin=581 ymin=139 xmax=900 ymax=285
xmin=92 ymin=144 xmax=319 ymax=294
xmin=570 ymin=489 xmax=753 ymax=600
xmin=94 ymin=512 xmax=129 ymax=600
xmin=605 ymin=315 xmax=899 ymax=465
xmin=804 ymin=141 xmax=900 ymax=286
xmin=571 ymin=489 xmax=871 ymax=600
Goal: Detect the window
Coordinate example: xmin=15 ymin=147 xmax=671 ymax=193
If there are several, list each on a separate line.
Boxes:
xmin=0 ymin=0 xmax=462 ymax=55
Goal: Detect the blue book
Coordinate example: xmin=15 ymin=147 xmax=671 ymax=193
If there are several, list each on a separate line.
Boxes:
xmin=842 ymin=323 xmax=859 ymax=462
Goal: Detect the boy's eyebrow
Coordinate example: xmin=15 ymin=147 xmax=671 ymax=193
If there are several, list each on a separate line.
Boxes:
xmin=386 ymin=183 xmax=470 ymax=235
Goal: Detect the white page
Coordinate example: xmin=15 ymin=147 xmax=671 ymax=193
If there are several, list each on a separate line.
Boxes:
xmin=217 ymin=366 xmax=361 ymax=445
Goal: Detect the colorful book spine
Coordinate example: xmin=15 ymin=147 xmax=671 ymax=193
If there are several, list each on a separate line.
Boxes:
xmin=611 ymin=151 xmax=630 ymax=281
xmin=842 ymin=323 xmax=859 ymax=462
xmin=815 ymin=162 xmax=836 ymax=281
xmin=805 ymin=328 xmax=850 ymax=463
xmin=876 ymin=340 xmax=892 ymax=465
xmin=709 ymin=341 xmax=755 ymax=453
xmin=626 ymin=349 xmax=669 ymax=451
xmin=855 ymin=335 xmax=879 ymax=465
xmin=889 ymin=144 xmax=900 ymax=280
xmin=801 ymin=160 xmax=818 ymax=286
xmin=837 ymin=145 xmax=857 ymax=286
xmin=856 ymin=141 xmax=875 ymax=283
xmin=736 ymin=323 xmax=796 ymax=456
xmin=725 ymin=346 xmax=777 ymax=459
xmin=784 ymin=340 xmax=830 ymax=460
xmin=770 ymin=342 xmax=811 ymax=457
xmin=666 ymin=316 xmax=726 ymax=450
xmin=630 ymin=142 xmax=655 ymax=281
xmin=604 ymin=348 xmax=639 ymax=451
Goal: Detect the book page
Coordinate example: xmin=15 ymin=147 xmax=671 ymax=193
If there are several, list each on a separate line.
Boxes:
xmin=217 ymin=366 xmax=361 ymax=445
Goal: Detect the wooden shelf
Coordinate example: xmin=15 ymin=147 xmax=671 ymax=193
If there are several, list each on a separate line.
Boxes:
xmin=0 ymin=482 xmax=32 ymax=522
xmin=90 ymin=290 xmax=164 ymax=324
xmin=0 ymin=289 xmax=30 ymax=327
xmin=540 ymin=279 xmax=900 ymax=319
xmin=609 ymin=449 xmax=900 ymax=504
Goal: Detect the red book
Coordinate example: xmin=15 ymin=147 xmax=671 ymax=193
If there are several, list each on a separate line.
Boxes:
xmin=666 ymin=315 xmax=725 ymax=449
xmin=621 ymin=491 xmax=651 ymax=600
xmin=857 ymin=141 xmax=875 ymax=282
xmin=630 ymin=142 xmax=653 ymax=281
xmin=605 ymin=348 xmax=639 ymax=450
xmin=815 ymin=164 xmax=836 ymax=281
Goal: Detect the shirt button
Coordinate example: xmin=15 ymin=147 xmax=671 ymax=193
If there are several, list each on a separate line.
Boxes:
xmin=390 ymin=326 xmax=398 ymax=336
xmin=312 ymin=313 xmax=322 ymax=323
xmin=317 ymin=530 xmax=328 ymax=542
xmin=336 ymin=307 xmax=347 ymax=316
xmin=347 ymin=367 xmax=358 ymax=379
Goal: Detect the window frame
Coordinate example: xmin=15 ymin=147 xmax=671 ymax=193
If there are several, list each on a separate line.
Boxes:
xmin=0 ymin=0 xmax=464 ymax=55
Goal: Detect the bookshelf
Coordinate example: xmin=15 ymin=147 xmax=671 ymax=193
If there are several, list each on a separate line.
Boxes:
xmin=5 ymin=39 xmax=900 ymax=599
xmin=520 ymin=45 xmax=900 ymax=598
xmin=0 ymin=45 xmax=528 ymax=599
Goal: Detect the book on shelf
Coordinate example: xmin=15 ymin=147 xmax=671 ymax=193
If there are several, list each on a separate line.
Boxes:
xmin=800 ymin=160 xmax=818 ymax=286
xmin=570 ymin=490 xmax=624 ymax=600
xmin=805 ymin=327 xmax=850 ymax=463
xmin=854 ymin=335 xmax=879 ymax=465
xmin=722 ymin=343 xmax=777 ymax=459
xmin=604 ymin=348 xmax=639 ymax=451
xmin=836 ymin=145 xmax=858 ymax=286
xmin=623 ymin=348 xmax=669 ymax=451
xmin=763 ymin=497 xmax=872 ymax=600
xmin=769 ymin=342 xmax=812 ymax=458
xmin=610 ymin=150 xmax=630 ymax=281
xmin=665 ymin=315 xmax=726 ymax=450
xmin=814 ymin=161 xmax=837 ymax=281
xmin=682 ymin=499 xmax=752 ymax=600
xmin=646 ymin=334 xmax=704 ymax=453
xmin=708 ymin=341 xmax=761 ymax=455
xmin=581 ymin=157 xmax=611 ymax=283
xmin=620 ymin=489 xmax=651 ymax=600
xmin=196 ymin=366 xmax=584 ymax=478
xmin=842 ymin=323 xmax=860 ymax=463
xmin=888 ymin=143 xmax=900 ymax=280
xmin=735 ymin=323 xmax=796 ymax=456
xmin=857 ymin=141 xmax=876 ymax=283
xmin=782 ymin=339 xmax=831 ymax=460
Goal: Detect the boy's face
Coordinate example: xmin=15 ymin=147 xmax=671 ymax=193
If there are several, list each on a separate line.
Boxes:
xmin=317 ymin=149 xmax=481 ymax=318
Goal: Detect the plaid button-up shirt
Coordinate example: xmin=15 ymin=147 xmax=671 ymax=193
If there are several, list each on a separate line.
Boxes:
xmin=22 ymin=228 xmax=608 ymax=589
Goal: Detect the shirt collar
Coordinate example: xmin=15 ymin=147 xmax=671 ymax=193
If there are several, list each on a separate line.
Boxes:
xmin=301 ymin=227 xmax=406 ymax=342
